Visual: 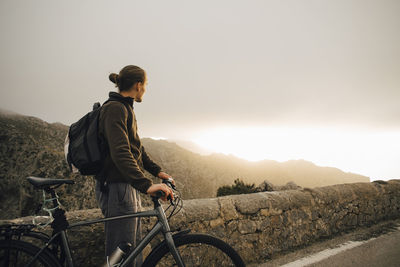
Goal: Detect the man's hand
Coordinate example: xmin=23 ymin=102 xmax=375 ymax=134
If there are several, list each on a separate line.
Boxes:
xmin=146 ymin=183 xmax=173 ymax=201
xmin=158 ymin=172 xmax=175 ymax=185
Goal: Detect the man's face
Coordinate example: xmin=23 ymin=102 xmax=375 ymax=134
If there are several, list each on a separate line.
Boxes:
xmin=135 ymin=80 xmax=147 ymax=103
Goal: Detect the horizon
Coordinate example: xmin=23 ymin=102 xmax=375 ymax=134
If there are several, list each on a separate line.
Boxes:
xmin=0 ymin=106 xmax=397 ymax=182
xmin=1 ymin=102 xmax=398 ymax=182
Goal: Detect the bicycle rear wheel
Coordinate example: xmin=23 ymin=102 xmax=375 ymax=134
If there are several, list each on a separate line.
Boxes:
xmin=143 ymin=233 xmax=245 ymax=267
xmin=0 ymin=239 xmax=61 ymax=267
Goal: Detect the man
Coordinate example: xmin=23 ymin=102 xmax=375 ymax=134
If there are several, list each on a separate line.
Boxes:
xmin=95 ymin=65 xmax=173 ymax=266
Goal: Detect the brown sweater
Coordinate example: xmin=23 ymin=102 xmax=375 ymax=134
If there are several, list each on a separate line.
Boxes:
xmin=98 ymin=92 xmax=161 ymax=193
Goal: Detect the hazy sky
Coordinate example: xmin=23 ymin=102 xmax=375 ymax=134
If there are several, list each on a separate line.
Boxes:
xmin=1 ymin=0 xmax=399 ymax=180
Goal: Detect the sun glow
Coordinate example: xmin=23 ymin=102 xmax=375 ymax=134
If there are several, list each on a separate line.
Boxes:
xmin=149 ymin=136 xmax=167 ymax=140
xmin=192 ymin=126 xmax=400 ymax=180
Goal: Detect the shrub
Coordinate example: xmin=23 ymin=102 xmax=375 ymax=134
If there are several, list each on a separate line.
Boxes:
xmin=217 ymin=179 xmax=258 ymax=197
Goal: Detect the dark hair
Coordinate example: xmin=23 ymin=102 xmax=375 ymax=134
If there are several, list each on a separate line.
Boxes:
xmin=109 ymin=65 xmax=146 ymax=92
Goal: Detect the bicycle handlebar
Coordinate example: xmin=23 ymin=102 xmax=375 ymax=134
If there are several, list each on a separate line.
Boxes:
xmin=154 ymin=178 xmax=176 ymax=203
xmin=163 ymin=178 xmax=176 ymax=190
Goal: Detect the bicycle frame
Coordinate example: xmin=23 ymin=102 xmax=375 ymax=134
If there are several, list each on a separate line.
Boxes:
xmin=28 ymin=198 xmax=185 ymax=267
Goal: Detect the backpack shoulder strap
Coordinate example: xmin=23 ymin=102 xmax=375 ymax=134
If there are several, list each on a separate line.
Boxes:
xmin=102 ymin=100 xmax=133 ymax=132
xmin=120 ymin=101 xmax=133 ymax=132
xmin=95 ymin=99 xmax=133 ymax=188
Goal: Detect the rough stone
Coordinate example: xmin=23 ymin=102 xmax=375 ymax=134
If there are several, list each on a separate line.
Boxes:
xmin=180 ymin=198 xmax=220 ymax=222
xmin=260 ymin=208 xmax=282 ymax=217
xmin=233 ymin=193 xmax=270 ymax=214
xmin=256 ymin=180 xmax=276 ymax=191
xmin=219 ymin=197 xmax=239 ymax=220
xmin=286 ymin=190 xmax=313 ymax=209
xmin=209 ymin=217 xmax=224 ymax=228
xmin=238 ymin=219 xmax=257 ymax=234
xmin=1 ymin=181 xmax=399 ymax=266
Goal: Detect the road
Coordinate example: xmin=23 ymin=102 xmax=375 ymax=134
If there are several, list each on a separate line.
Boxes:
xmin=251 ymin=218 xmax=400 ymax=267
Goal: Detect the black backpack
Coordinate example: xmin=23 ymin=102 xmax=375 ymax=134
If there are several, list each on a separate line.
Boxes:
xmin=65 ymin=100 xmax=132 ymax=175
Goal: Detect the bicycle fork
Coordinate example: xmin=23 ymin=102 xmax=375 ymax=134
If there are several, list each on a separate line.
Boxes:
xmin=156 ymin=204 xmax=185 ymax=267
xmin=164 ymin=232 xmax=185 ymax=267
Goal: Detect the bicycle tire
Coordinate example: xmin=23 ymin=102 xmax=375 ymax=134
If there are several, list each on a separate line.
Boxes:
xmin=0 ymin=239 xmax=61 ymax=267
xmin=143 ymin=233 xmax=245 ymax=267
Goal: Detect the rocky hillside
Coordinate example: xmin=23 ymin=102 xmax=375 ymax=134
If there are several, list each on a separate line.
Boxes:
xmin=0 ymin=110 xmax=369 ymax=219
xmin=0 ymin=111 xmax=97 ymax=219
xmin=142 ymin=139 xmax=369 ymax=199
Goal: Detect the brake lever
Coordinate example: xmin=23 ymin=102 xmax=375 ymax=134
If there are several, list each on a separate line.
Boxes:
xmin=160 ymin=179 xmax=176 ymax=206
xmin=155 ymin=188 xmax=175 ymax=206
xmin=163 ymin=178 xmax=176 ymax=190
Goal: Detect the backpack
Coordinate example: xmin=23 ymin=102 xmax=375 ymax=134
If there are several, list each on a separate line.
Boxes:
xmin=64 ymin=100 xmax=132 ymax=175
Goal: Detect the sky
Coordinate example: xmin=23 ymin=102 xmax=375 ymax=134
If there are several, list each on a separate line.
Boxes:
xmin=0 ymin=0 xmax=399 ymax=181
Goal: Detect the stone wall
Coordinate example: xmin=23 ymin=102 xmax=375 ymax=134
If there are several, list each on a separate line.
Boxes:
xmin=2 ymin=180 xmax=400 ymax=265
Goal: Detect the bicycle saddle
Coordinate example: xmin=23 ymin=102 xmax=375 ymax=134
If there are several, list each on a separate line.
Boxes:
xmin=27 ymin=176 xmax=75 ymax=189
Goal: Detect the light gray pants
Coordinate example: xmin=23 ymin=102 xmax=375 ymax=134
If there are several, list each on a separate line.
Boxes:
xmin=95 ymin=181 xmax=143 ymax=267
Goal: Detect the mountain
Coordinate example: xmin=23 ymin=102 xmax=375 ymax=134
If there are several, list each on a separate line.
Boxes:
xmin=0 ymin=110 xmax=369 ymax=219
xmin=168 ymin=139 xmax=214 ymax=155
xmin=0 ymin=111 xmax=98 ymax=220
xmin=141 ymin=139 xmax=369 ymax=199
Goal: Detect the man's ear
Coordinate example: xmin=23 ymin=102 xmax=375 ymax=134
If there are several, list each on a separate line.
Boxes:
xmin=137 ymin=82 xmax=144 ymax=92
xmin=132 ymin=82 xmax=140 ymax=92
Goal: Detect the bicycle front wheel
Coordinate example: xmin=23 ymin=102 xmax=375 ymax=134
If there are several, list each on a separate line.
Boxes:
xmin=143 ymin=233 xmax=245 ymax=267
xmin=0 ymin=239 xmax=61 ymax=267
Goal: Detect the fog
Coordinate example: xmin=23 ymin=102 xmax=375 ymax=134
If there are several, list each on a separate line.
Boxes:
xmin=0 ymin=0 xmax=399 ymax=180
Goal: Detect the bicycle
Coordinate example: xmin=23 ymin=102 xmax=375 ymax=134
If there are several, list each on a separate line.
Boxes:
xmin=0 ymin=176 xmax=245 ymax=266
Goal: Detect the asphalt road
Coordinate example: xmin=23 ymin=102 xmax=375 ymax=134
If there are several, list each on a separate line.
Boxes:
xmin=252 ymin=218 xmax=400 ymax=267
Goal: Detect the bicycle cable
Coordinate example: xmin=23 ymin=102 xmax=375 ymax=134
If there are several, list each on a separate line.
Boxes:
xmin=165 ymin=187 xmax=183 ymax=220
xmin=32 ymin=189 xmax=62 ymax=228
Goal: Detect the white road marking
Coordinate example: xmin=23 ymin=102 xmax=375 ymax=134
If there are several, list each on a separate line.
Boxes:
xmin=280 ymin=239 xmax=371 ymax=267
xmin=280 ymin=225 xmax=400 ymax=267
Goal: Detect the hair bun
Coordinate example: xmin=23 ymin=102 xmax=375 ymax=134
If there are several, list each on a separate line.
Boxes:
xmin=109 ymin=73 xmax=119 ymax=84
